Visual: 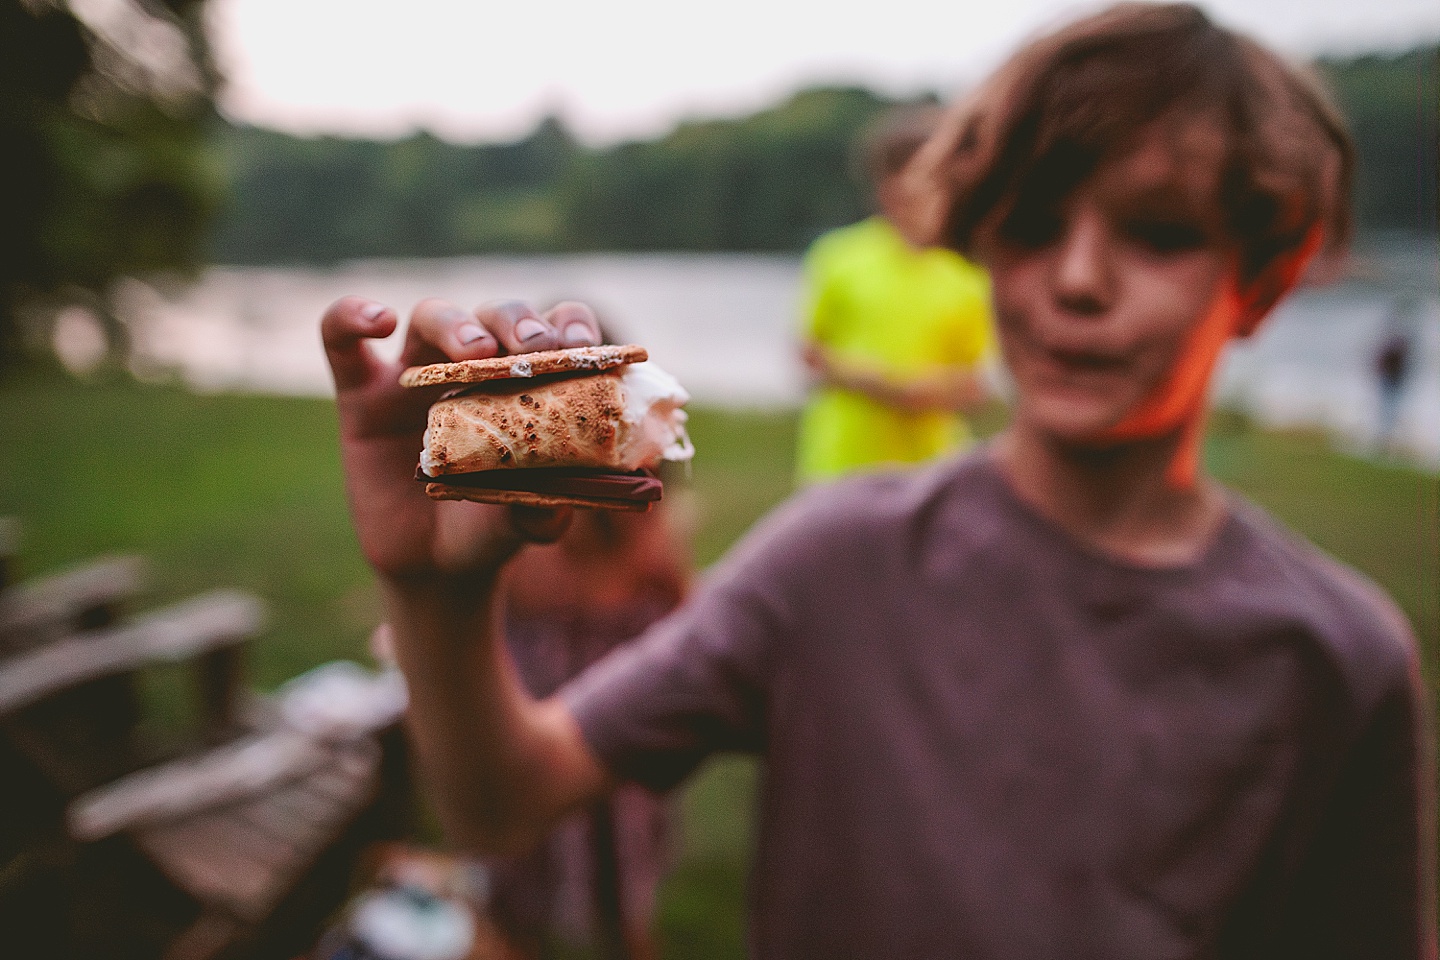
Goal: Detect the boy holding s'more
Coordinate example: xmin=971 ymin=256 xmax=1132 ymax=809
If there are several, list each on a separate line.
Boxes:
xmin=320 ymin=5 xmax=1435 ymax=956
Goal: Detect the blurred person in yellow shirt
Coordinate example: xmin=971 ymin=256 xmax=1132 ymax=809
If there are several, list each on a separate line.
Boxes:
xmin=797 ymin=109 xmax=996 ymax=483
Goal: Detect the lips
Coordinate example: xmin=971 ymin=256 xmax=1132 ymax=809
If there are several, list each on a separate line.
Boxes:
xmin=1025 ymin=340 xmax=1132 ymax=392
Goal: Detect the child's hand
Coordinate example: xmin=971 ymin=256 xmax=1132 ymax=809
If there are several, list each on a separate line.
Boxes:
xmin=320 ymin=297 xmax=603 ymax=581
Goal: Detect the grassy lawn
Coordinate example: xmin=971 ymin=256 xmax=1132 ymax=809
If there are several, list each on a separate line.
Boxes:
xmin=3 ymin=370 xmax=1435 ymax=957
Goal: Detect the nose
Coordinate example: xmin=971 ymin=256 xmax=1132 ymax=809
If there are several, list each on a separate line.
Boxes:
xmin=1050 ymin=210 xmax=1114 ymax=317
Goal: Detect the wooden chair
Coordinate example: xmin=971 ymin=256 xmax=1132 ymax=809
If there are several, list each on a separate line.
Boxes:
xmin=0 ymin=536 xmax=411 ymax=960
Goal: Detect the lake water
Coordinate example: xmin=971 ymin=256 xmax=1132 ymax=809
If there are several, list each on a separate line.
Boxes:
xmin=78 ymin=239 xmax=1440 ymax=468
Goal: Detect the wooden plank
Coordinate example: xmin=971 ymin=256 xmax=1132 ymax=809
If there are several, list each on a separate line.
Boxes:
xmin=303 ymin=741 xmax=379 ymax=801
xmin=135 ymin=744 xmax=381 ymax=922
xmin=0 ymin=555 xmax=147 ymax=644
xmin=0 ymin=590 xmax=264 ymax=717
xmin=237 ymin=742 xmax=380 ymax=849
xmin=233 ymin=793 xmax=339 ymax=854
xmin=189 ymin=807 xmax=299 ymax=874
xmin=261 ymin=745 xmax=379 ymax=842
xmin=304 ymin=764 xmax=363 ymax=805
xmin=136 ymin=816 xmax=283 ymax=921
xmin=66 ymin=728 xmax=327 ymax=842
xmin=134 ymin=820 xmax=239 ymax=902
xmin=248 ymin=777 xmax=345 ymax=828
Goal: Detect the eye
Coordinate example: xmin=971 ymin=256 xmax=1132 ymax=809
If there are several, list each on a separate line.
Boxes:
xmin=1122 ymin=218 xmax=1207 ymax=254
xmin=998 ymin=204 xmax=1064 ymax=249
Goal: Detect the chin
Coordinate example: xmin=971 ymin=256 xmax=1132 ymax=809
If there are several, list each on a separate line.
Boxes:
xmin=1021 ymin=393 xmax=1128 ymax=445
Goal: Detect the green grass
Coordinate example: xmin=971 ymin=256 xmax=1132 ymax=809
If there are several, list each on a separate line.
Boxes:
xmin=2 ymin=371 xmax=1435 ymax=958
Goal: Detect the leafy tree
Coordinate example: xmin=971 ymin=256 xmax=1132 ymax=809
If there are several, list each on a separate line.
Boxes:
xmin=0 ymin=0 xmax=223 ymax=371
xmin=1318 ymin=45 xmax=1438 ymax=236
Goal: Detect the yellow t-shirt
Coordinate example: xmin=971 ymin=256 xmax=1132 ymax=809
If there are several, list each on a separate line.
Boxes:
xmin=797 ymin=217 xmax=994 ymax=482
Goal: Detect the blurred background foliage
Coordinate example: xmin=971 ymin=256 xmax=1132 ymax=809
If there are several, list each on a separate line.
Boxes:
xmin=208 ymin=86 xmax=907 ymax=261
xmin=1317 ymin=47 xmax=1439 ymax=234
xmin=0 ymin=0 xmax=224 ymax=370
xmin=0 ymin=0 xmax=1433 ymax=370
xmin=207 ymin=48 xmax=1436 ymax=266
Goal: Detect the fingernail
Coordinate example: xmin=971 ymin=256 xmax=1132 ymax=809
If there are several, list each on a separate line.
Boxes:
xmin=361 ymin=303 xmax=386 ymax=321
xmin=457 ymin=323 xmax=490 ymax=345
xmin=515 ymin=318 xmax=546 ymax=341
xmin=563 ymin=323 xmax=598 ymax=345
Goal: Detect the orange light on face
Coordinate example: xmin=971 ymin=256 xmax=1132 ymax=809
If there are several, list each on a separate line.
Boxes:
xmin=1091 ymin=224 xmax=1325 ymax=489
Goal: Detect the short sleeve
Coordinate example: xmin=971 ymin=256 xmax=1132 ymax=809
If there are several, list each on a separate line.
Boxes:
xmin=559 ymin=494 xmax=820 ymax=792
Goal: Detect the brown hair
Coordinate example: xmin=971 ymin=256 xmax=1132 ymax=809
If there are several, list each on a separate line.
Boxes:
xmin=902 ymin=2 xmax=1354 ymax=281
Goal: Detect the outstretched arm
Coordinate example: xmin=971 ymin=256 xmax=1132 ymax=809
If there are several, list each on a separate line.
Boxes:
xmin=322 ymin=296 xmax=612 ymax=854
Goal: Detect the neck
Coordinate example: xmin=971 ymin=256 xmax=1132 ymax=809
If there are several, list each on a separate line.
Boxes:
xmin=993 ymin=421 xmax=1227 ymax=567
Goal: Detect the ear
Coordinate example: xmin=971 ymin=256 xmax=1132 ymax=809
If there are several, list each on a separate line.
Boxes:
xmin=1234 ymin=225 xmax=1325 ymax=338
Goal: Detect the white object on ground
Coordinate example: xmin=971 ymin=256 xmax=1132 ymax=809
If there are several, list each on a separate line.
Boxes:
xmin=277 ymin=660 xmax=408 ymax=741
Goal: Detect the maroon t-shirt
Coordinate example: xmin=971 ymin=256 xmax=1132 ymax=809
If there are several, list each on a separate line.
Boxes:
xmin=561 ymin=453 xmax=1434 ymax=959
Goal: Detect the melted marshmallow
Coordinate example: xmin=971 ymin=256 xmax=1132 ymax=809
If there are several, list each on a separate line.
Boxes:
xmin=617 ymin=361 xmax=695 ymax=467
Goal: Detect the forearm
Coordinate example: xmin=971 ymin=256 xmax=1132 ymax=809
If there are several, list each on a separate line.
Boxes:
xmin=382 ymin=574 xmax=609 ymax=855
xmin=804 ymin=341 xmax=904 ymax=406
xmin=896 ymin=368 xmax=989 ymax=413
xmin=817 ymin=353 xmax=989 ymax=413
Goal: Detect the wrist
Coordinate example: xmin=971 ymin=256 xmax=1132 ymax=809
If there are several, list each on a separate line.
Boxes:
xmin=378 ymin=572 xmax=502 ymax=661
xmin=380 ymin=567 xmax=499 ymax=617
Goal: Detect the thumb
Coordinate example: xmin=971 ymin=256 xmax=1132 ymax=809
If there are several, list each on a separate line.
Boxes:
xmin=509 ymin=505 xmax=574 ymax=544
xmin=322 ymin=297 xmax=397 ymax=391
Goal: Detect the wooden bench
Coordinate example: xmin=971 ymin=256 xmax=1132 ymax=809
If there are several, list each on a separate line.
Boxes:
xmin=0 ymin=536 xmax=411 ymax=960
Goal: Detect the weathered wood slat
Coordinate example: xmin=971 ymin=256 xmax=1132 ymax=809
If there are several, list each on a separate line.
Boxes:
xmin=163 ymin=814 xmax=290 ymax=913
xmin=134 ymin=821 xmax=239 ymax=900
xmin=249 ymin=742 xmax=380 ymax=841
xmin=233 ymin=797 xmax=333 ymax=851
xmin=0 ymin=590 xmax=264 ymax=717
xmin=0 ymin=555 xmax=148 ymax=642
xmin=252 ymin=778 xmax=346 ymax=827
xmin=66 ymin=727 xmax=328 ymax=841
xmin=135 ymin=742 xmax=381 ymax=921
xmin=136 ymin=817 xmax=283 ymax=921
xmin=236 ymin=779 xmax=354 ymax=848
xmin=306 ymin=757 xmax=370 ymax=803
xmin=186 ymin=807 xmax=299 ymax=874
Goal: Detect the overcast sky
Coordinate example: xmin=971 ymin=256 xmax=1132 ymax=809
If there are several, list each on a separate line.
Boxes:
xmin=207 ymin=0 xmax=1440 ymax=144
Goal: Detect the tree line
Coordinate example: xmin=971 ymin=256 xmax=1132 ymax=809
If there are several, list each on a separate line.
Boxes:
xmin=208 ymin=86 xmax=903 ymax=263
xmin=1 ymin=0 xmax=1433 ymax=371
xmin=208 ymin=47 xmax=1437 ymax=266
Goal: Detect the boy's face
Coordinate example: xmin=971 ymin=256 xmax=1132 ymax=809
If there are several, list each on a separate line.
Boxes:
xmin=984 ymin=123 xmax=1236 ymax=445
